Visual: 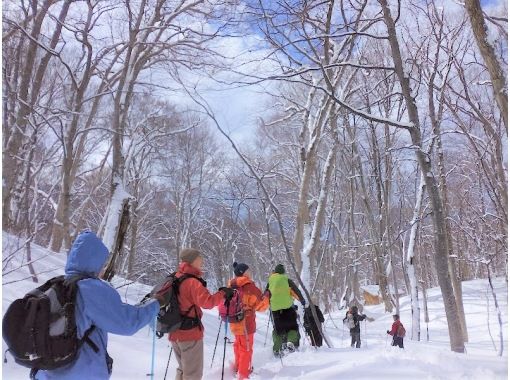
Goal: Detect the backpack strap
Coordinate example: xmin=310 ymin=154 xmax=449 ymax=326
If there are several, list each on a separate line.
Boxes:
xmin=175 ymin=274 xmax=206 ymax=330
xmin=80 ymin=325 xmax=99 ymax=353
xmin=176 ymin=273 xmax=206 ymax=288
xmin=66 ymin=275 xmax=100 ymax=353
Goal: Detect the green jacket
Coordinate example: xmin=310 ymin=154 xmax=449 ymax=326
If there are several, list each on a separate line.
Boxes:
xmin=267 ymin=273 xmax=305 ymax=311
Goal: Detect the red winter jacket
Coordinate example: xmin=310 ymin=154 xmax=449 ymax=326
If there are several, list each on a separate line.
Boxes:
xmin=389 ymin=320 xmax=403 ymax=336
xmin=169 ymin=262 xmax=224 ymax=342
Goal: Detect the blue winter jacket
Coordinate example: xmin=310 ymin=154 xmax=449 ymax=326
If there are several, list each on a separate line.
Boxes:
xmin=37 ymin=231 xmax=159 ymax=380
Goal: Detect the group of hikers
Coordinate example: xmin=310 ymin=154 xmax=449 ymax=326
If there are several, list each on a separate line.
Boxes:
xmin=4 ymin=231 xmax=406 ymax=380
xmin=342 ymin=306 xmax=405 ymax=349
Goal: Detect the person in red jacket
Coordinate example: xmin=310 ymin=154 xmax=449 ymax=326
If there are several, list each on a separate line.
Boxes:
xmin=169 ymin=248 xmax=233 ymax=380
xmin=387 ymin=314 xmax=405 ymax=348
xmin=227 ymin=262 xmax=269 ymax=380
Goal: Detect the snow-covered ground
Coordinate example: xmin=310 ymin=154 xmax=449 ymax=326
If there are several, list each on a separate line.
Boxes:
xmin=2 ymin=234 xmax=508 ymax=379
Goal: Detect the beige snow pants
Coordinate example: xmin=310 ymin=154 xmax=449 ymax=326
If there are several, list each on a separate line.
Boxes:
xmin=171 ymin=339 xmax=204 ymax=380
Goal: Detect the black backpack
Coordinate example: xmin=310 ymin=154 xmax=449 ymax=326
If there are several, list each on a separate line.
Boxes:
xmin=2 ymin=275 xmax=99 ymax=378
xmin=144 ymin=272 xmax=206 ymax=337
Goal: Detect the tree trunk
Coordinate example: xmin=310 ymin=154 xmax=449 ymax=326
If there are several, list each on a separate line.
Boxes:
xmin=486 ymin=263 xmax=504 ymax=357
xmin=407 ymin=172 xmax=425 ymax=341
xmin=301 ymin=114 xmax=338 ymax=292
xmin=127 ymin=199 xmax=139 ymax=280
xmin=465 ymin=0 xmax=508 ymax=131
xmin=101 ymin=196 xmax=131 ymax=281
xmin=22 ymin=130 xmax=38 ymax=283
xmin=379 ymin=0 xmax=465 ymax=353
xmin=3 ymin=0 xmax=54 ymax=228
xmin=347 ymin=120 xmax=393 ymax=312
xmin=4 ymin=0 xmax=70 ymax=228
xmin=50 ymin=154 xmax=72 ymax=253
xmin=292 ymin=94 xmax=330 ymax=273
xmin=390 ymin=253 xmax=400 ymax=314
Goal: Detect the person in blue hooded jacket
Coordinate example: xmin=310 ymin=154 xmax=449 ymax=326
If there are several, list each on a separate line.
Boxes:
xmin=37 ymin=230 xmax=166 ymax=380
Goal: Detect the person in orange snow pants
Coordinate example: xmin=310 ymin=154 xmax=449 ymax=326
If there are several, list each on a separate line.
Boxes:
xmin=226 ymin=262 xmax=269 ymax=380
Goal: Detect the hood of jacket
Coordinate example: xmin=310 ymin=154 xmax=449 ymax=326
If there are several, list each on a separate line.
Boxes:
xmin=65 ymin=231 xmax=109 ymax=276
xmin=229 ymin=275 xmax=252 ymax=288
xmin=177 ymin=261 xmax=203 ymax=277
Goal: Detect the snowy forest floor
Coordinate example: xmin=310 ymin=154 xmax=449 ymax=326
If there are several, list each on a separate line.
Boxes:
xmin=2 ymin=234 xmax=508 ymax=379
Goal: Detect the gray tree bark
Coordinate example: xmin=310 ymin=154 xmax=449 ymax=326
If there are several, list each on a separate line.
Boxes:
xmin=465 ymin=0 xmax=508 ymax=131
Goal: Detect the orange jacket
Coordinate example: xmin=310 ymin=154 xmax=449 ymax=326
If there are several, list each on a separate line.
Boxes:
xmin=228 ymin=276 xmax=268 ymax=336
xmin=169 ymin=262 xmax=224 ymax=342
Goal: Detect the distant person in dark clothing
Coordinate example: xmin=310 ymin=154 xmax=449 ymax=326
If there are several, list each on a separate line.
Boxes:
xmin=343 ymin=305 xmax=366 ymax=348
xmin=387 ymin=314 xmax=405 ymax=349
xmin=303 ymin=304 xmax=325 ymax=347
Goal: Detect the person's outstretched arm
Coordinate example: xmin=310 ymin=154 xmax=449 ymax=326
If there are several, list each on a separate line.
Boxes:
xmin=80 ymin=280 xmax=159 ymax=336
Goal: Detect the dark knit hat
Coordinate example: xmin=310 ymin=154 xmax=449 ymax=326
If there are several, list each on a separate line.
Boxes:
xmin=180 ymin=248 xmax=201 ymax=264
xmin=274 ymin=264 xmax=285 ymax=274
xmin=233 ymin=262 xmax=249 ymax=277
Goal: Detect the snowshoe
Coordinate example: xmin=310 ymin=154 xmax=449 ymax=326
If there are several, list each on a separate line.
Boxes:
xmin=285 ymin=342 xmax=296 ymax=353
xmin=274 ymin=350 xmax=283 ymax=358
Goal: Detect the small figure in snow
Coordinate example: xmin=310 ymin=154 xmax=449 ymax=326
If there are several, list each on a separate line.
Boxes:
xmin=303 ymin=303 xmax=325 ymax=347
xmin=343 ymin=305 xmax=367 ymax=348
xmin=387 ymin=314 xmax=405 ymax=348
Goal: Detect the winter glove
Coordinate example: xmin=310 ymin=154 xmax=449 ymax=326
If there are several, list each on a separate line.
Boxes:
xmin=386 ymin=330 xmax=390 ymax=335
xmin=219 ymin=287 xmax=234 ymax=301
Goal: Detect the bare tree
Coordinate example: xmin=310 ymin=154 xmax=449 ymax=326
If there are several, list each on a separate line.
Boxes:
xmin=464 ymin=0 xmax=507 ymax=131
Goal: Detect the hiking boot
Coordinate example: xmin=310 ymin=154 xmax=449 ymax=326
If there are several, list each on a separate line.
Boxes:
xmin=285 ymin=342 xmax=296 ymax=353
xmin=239 ymin=367 xmax=254 ymax=379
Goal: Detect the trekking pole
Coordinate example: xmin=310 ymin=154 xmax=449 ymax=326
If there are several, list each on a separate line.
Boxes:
xmin=303 ymin=324 xmax=317 ymax=348
xmin=327 ymin=312 xmax=339 ymax=330
xmin=341 ymin=323 xmax=345 ymax=347
xmin=211 ymin=319 xmax=223 ymax=368
xmin=296 ymin=316 xmax=304 ymax=347
xmin=269 ymin=309 xmax=284 ymax=366
xmin=221 ymin=300 xmax=230 ymax=380
xmin=364 ymin=320 xmax=368 ymax=348
xmin=163 ymin=346 xmax=173 ymax=380
xmin=146 ymin=316 xmax=156 ymax=378
xmin=263 ymin=313 xmax=271 ymax=347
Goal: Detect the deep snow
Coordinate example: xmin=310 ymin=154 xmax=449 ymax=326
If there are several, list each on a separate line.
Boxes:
xmin=2 ymin=234 xmax=508 ymax=379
